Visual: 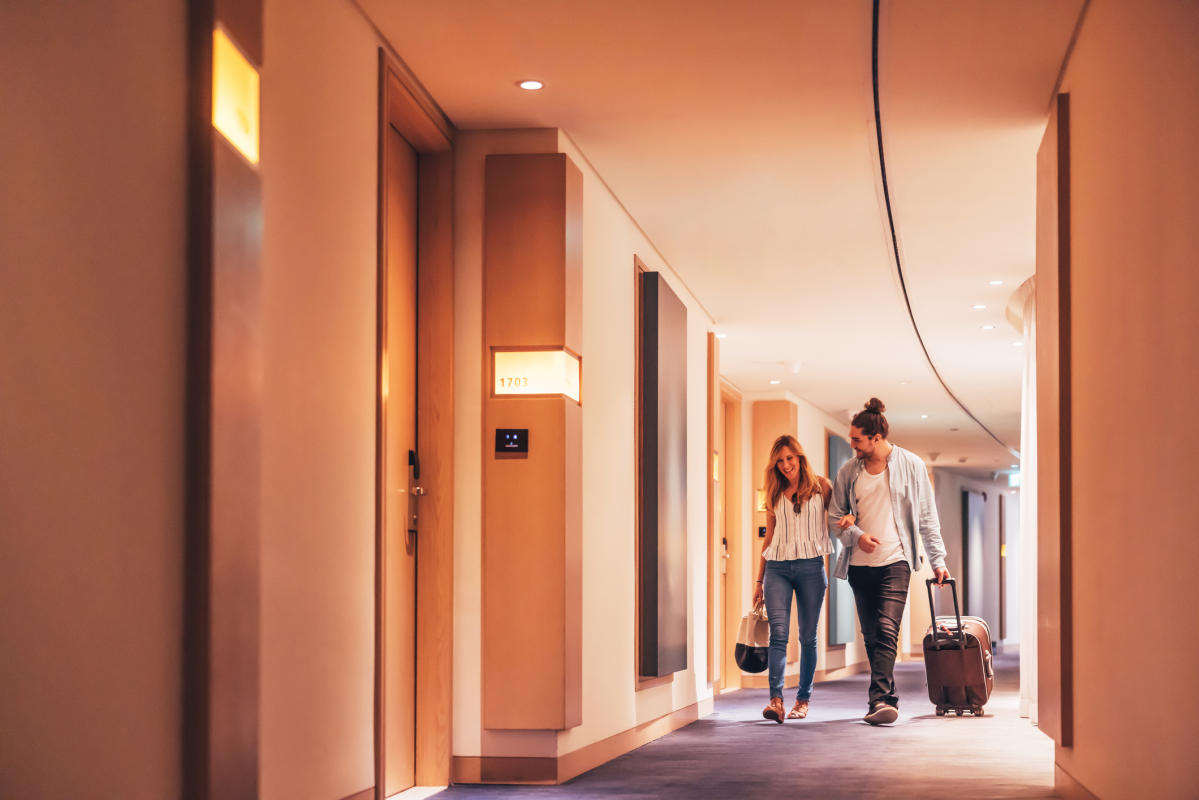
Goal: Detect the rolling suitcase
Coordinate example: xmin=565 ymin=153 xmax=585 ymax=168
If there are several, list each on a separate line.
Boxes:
xmin=923 ymin=578 xmax=994 ymax=716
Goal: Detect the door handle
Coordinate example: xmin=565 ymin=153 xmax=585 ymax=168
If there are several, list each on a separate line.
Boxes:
xmin=407 ymin=450 xmax=421 ymax=535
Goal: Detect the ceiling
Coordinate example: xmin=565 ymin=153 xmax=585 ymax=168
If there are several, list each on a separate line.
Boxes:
xmin=363 ymin=0 xmax=1085 ymax=469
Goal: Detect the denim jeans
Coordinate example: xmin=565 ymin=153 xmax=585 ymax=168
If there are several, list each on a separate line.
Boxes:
xmin=847 ymin=560 xmax=912 ymax=709
xmin=763 ymin=557 xmax=827 ymax=701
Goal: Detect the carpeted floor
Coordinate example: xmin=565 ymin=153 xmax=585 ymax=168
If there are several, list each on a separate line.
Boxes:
xmin=434 ymin=652 xmax=1055 ymax=799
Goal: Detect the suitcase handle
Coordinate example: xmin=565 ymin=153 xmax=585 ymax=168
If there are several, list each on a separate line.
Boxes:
xmin=926 ymin=577 xmax=966 ymax=649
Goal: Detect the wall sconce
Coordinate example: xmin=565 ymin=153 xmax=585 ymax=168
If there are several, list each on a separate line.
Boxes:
xmin=755 ymin=489 xmax=766 ymax=512
xmin=493 ymin=348 xmax=580 ymax=402
xmin=212 ymin=27 xmax=260 ymax=165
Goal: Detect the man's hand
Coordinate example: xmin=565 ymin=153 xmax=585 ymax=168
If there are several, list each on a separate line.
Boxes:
xmin=857 ymin=533 xmax=880 ymax=553
xmin=932 ymin=566 xmax=951 ymax=585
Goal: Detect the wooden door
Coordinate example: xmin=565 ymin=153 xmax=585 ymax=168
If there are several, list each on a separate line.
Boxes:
xmin=381 ymin=124 xmax=418 ymax=797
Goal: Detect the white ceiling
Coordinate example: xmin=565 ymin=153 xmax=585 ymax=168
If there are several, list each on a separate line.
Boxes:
xmin=363 ymin=0 xmax=1084 ymax=469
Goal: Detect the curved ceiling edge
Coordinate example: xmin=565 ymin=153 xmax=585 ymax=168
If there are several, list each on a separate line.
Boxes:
xmin=870 ymin=0 xmax=1021 ymax=460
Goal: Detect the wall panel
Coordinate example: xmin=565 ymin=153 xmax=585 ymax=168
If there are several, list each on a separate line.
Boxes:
xmin=638 ymin=272 xmax=689 ymax=678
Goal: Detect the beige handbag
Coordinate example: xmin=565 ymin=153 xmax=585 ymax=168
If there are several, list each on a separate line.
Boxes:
xmin=734 ymin=602 xmax=770 ymax=673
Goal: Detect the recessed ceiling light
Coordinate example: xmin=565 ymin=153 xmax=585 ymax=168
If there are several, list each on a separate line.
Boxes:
xmin=518 ymin=79 xmax=544 ymax=91
xmin=981 ymin=324 xmax=995 ymax=330
xmin=1013 ymin=341 xmax=1024 ymax=347
xmin=972 ymin=304 xmax=986 ymax=310
xmin=1010 ymin=464 xmax=1019 ymax=468
xmin=989 ymin=279 xmax=1004 ymax=286
xmin=769 ymin=379 xmax=781 ymax=385
xmin=920 ymin=414 xmax=928 ymax=419
xmin=714 ymin=332 xmax=728 ymax=339
xmin=899 ymin=380 xmax=911 ymax=385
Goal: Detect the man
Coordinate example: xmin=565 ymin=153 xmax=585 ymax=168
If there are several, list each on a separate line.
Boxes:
xmin=828 ymin=397 xmax=950 ymax=725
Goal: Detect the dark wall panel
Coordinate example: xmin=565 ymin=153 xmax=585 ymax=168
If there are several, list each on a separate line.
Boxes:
xmin=639 ymin=272 xmax=688 ymax=677
xmin=826 ymin=433 xmax=855 ymax=645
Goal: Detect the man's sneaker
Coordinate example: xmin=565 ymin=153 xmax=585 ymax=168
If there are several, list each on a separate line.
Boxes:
xmin=863 ymin=703 xmax=898 ymax=725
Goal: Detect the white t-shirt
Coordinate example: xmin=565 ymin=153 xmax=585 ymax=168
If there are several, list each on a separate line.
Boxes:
xmin=849 ymin=466 xmax=906 ymax=567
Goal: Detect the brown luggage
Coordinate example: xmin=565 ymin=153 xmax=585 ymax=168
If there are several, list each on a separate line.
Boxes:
xmin=922 ymin=578 xmax=994 ymax=716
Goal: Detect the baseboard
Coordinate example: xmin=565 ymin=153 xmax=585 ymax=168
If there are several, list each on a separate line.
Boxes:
xmin=557 ymin=699 xmax=707 ymax=782
xmin=814 ymin=661 xmax=870 ymax=681
xmin=338 ymin=787 xmax=374 ymax=800
xmin=451 ymin=756 xmax=557 ymax=785
xmin=451 ymin=699 xmax=707 ymax=785
xmin=1055 ymin=765 xmax=1100 ymax=800
xmin=741 ymin=659 xmax=868 ymax=689
xmin=742 ymin=672 xmax=796 ymax=689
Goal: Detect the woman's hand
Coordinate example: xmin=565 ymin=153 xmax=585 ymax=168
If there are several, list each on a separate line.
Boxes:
xmin=752 ymin=581 xmax=764 ymax=608
xmin=837 ymin=514 xmax=856 ymax=530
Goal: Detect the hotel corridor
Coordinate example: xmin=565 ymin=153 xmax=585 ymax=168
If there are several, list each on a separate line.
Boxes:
xmin=5 ymin=1 xmax=1197 ymax=797
xmin=436 ymin=652 xmax=1052 ymax=799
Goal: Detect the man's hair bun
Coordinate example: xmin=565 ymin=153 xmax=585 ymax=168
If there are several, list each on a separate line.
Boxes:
xmin=852 ymin=397 xmax=890 ymax=439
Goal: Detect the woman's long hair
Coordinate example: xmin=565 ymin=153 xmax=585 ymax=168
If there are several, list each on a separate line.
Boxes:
xmin=763 ymin=434 xmax=823 ymax=514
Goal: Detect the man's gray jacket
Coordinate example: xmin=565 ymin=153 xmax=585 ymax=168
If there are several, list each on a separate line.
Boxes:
xmin=826 ymin=444 xmax=947 ymax=580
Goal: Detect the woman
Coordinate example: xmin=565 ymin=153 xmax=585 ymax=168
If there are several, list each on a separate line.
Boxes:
xmin=752 ymin=434 xmax=832 ymax=723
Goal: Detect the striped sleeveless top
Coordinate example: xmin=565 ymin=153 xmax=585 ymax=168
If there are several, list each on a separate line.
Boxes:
xmin=762 ymin=490 xmax=831 ymax=561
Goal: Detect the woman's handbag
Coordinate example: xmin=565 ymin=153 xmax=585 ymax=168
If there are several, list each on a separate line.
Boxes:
xmin=734 ymin=602 xmax=771 ymax=673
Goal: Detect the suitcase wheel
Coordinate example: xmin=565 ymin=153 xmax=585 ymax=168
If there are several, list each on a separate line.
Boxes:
xmin=954 ymin=709 xmax=963 ymax=716
xmin=972 ymin=706 xmax=985 ymax=717
xmin=935 ymin=707 xmax=946 ymax=716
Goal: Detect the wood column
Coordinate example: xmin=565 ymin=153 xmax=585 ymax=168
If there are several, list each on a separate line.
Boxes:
xmin=185 ymin=2 xmax=263 ymax=798
xmin=1036 ymin=92 xmax=1073 ymax=748
xmin=482 ymin=154 xmax=583 ymax=730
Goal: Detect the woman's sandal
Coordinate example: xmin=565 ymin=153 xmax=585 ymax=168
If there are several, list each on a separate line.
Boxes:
xmin=788 ymin=700 xmax=809 ymax=719
xmin=762 ymin=697 xmax=785 ymax=724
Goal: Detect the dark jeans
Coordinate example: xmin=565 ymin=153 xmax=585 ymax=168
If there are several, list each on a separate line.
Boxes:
xmin=763 ymin=557 xmax=827 ymax=701
xmin=847 ymin=560 xmax=911 ymax=709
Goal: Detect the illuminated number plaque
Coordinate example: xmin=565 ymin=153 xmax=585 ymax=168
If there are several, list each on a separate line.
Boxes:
xmin=493 ymin=349 xmax=581 ymax=402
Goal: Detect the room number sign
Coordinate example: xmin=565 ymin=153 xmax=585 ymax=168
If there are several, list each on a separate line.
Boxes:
xmin=493 ymin=349 xmax=581 ymax=402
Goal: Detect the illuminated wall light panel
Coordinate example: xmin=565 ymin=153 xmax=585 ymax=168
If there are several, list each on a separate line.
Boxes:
xmin=212 ymin=27 xmax=260 ymax=165
xmin=493 ymin=349 xmax=580 ymax=402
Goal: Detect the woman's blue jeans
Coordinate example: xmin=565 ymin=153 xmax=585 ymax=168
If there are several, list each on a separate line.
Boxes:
xmin=764 ymin=557 xmax=827 ymax=701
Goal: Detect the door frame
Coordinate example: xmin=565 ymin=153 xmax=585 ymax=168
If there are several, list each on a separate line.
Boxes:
xmin=717 ymin=382 xmax=743 ymax=691
xmin=375 ymin=49 xmax=455 ymax=795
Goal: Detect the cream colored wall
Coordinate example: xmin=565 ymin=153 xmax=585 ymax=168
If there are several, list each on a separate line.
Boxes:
xmin=260 ymin=1 xmax=381 ymax=796
xmin=0 ymin=2 xmax=186 ymax=797
xmin=1050 ymin=2 xmax=1199 ymax=797
xmin=450 ymin=129 xmax=715 ymax=759
xmin=559 ymin=131 xmax=714 ymax=751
